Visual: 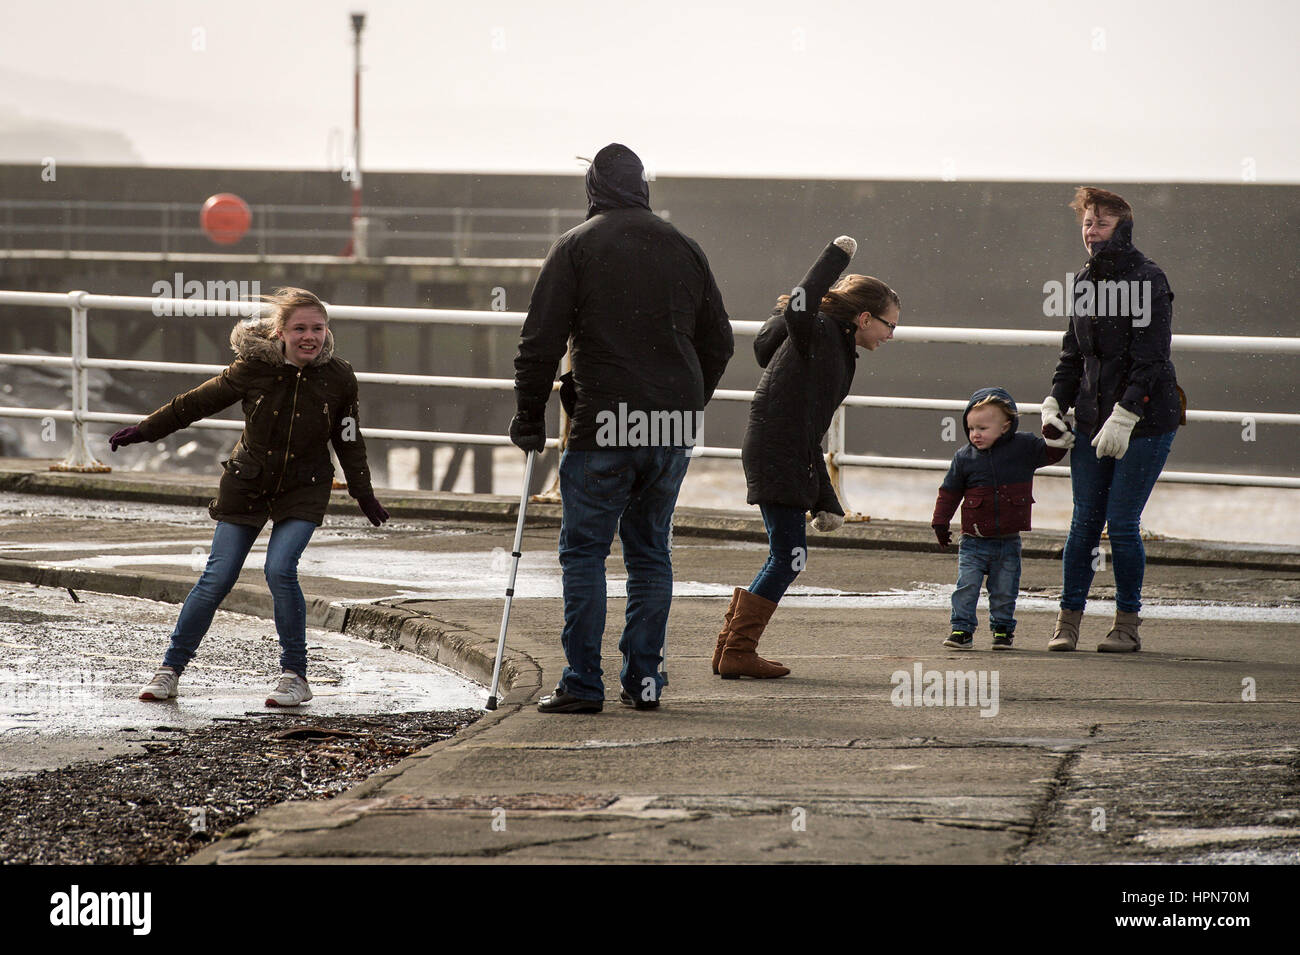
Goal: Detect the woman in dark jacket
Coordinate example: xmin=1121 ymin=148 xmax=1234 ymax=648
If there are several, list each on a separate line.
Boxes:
xmin=714 ymin=236 xmax=901 ymax=678
xmin=1040 ymin=188 xmax=1182 ymax=653
xmin=110 ymin=287 xmax=389 ymax=705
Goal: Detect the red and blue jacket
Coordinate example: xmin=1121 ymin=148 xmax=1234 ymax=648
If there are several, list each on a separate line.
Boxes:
xmin=931 ymin=387 xmax=1066 ymax=538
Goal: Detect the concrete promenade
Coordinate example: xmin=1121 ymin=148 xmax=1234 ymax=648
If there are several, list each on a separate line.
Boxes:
xmin=1 ymin=460 xmax=1298 ymax=864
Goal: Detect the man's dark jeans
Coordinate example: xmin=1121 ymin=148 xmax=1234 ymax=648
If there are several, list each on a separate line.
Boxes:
xmin=557 ymin=446 xmax=690 ymax=703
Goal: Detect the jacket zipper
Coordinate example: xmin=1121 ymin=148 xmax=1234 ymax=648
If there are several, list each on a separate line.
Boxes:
xmin=249 ymin=394 xmax=264 ymax=423
xmin=988 ymin=448 xmax=1001 ymax=536
xmin=274 ymin=371 xmax=303 ymax=495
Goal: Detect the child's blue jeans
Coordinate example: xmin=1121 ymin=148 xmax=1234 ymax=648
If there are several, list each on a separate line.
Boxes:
xmin=162 ymin=519 xmax=316 ymax=677
xmin=951 ymin=534 xmax=1022 ymax=634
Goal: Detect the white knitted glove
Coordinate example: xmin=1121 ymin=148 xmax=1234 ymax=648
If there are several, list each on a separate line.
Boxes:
xmin=833 ymin=236 xmax=857 ymax=257
xmin=1091 ymin=405 xmax=1141 ymax=459
xmin=811 ymin=510 xmax=844 ymax=532
xmin=1040 ymin=396 xmax=1076 ymax=449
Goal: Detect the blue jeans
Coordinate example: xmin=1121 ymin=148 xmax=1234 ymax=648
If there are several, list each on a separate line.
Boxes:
xmin=748 ymin=503 xmax=807 ymax=603
xmin=1062 ymin=429 xmax=1175 ymax=613
xmin=951 ymin=535 xmax=1022 ymax=633
xmin=557 ymin=447 xmax=691 ymax=702
xmin=163 ymin=519 xmax=316 ymax=677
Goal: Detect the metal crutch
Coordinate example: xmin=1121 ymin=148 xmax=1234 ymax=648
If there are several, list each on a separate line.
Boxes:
xmin=486 ymin=450 xmax=536 ymax=710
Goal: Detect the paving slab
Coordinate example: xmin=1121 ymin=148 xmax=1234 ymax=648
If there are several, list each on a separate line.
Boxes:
xmin=0 ymin=467 xmax=1296 ymax=864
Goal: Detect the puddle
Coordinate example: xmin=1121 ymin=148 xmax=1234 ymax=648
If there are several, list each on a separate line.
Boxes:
xmin=0 ymin=584 xmax=488 ymax=775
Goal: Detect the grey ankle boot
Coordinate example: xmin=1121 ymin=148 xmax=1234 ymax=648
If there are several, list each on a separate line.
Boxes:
xmin=1048 ymin=609 xmax=1083 ymax=651
xmin=1097 ymin=611 xmax=1142 ymax=652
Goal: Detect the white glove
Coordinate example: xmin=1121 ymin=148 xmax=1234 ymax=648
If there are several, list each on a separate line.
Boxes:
xmin=1091 ymin=405 xmax=1141 ymax=459
xmin=812 ymin=510 xmax=844 ymax=532
xmin=1040 ymin=395 xmax=1076 ymax=449
xmin=833 ymin=235 xmax=857 ymax=257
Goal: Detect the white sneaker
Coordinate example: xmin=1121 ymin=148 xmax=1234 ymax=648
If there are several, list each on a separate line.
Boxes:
xmin=139 ymin=666 xmax=179 ymax=701
xmin=265 ymin=671 xmax=312 ymax=707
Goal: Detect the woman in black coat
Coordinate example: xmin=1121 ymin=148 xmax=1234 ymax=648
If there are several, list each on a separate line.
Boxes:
xmin=1040 ymin=187 xmax=1183 ymax=653
xmin=714 ymin=236 xmax=901 ymax=678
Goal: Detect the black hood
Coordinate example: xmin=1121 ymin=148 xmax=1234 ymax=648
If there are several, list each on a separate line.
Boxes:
xmin=1085 ymin=218 xmax=1145 ymax=280
xmin=963 ymin=386 xmax=1019 ymax=447
xmin=585 ymin=143 xmax=651 ymax=219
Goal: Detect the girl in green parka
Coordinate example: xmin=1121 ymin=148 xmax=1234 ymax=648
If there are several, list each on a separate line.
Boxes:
xmin=111 ymin=287 xmax=389 ymax=706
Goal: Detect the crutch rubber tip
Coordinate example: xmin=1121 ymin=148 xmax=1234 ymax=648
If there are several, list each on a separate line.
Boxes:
xmin=486 ymin=696 xmax=498 ymax=710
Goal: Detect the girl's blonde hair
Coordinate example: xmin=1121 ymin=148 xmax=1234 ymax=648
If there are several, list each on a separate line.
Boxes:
xmin=262 ymin=287 xmax=328 ymax=333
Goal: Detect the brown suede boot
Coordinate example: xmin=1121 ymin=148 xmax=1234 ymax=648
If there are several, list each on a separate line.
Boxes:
xmin=719 ymin=588 xmax=789 ymax=679
xmin=1047 ymin=608 xmax=1083 ymax=651
xmin=713 ymin=587 xmax=782 ymax=674
xmin=1097 ymin=611 xmax=1142 ymax=652
xmin=712 ymin=588 xmax=740 ymax=674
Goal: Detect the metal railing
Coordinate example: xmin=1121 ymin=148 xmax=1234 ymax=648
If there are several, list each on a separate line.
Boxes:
xmin=0 ymin=200 xmax=620 ymax=262
xmin=1 ymin=290 xmax=1298 ymax=505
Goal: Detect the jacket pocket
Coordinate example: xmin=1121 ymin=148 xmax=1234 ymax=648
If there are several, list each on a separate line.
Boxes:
xmin=224 ymin=452 xmax=263 ymax=481
xmin=960 ymin=492 xmax=990 ymax=536
xmin=1005 ymin=491 xmax=1033 ymax=532
xmin=281 ymin=456 xmax=333 ymax=490
xmin=246 ymin=393 xmax=266 ymax=425
xmin=306 ymin=458 xmax=335 ymax=487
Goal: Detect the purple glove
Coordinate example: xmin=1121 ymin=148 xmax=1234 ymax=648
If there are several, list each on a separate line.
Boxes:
xmin=109 ymin=426 xmax=145 ymax=452
xmin=933 ymin=524 xmax=952 ymax=549
xmin=358 ymin=494 xmax=390 ymax=527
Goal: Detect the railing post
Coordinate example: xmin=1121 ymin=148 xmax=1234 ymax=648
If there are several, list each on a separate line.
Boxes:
xmin=826 ymin=404 xmax=866 ymax=521
xmin=452 ymin=208 xmax=463 ymax=263
xmin=52 ymin=291 xmax=108 ymax=472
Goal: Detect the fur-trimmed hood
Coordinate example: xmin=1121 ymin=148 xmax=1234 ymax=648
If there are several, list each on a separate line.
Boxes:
xmin=229 ymin=317 xmax=335 ymax=367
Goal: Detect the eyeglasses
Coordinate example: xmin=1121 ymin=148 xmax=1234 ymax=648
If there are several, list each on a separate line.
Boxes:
xmin=869 ymin=313 xmax=897 ymax=332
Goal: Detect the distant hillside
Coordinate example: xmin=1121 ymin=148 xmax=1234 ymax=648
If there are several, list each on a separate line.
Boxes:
xmin=0 ymin=105 xmax=142 ymax=164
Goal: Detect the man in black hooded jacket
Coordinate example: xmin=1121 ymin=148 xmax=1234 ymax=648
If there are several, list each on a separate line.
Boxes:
xmin=510 ymin=143 xmax=733 ymax=713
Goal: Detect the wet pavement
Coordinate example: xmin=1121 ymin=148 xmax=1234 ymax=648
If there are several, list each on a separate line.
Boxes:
xmin=0 ymin=583 xmax=485 ymax=776
xmin=0 ymin=473 xmax=1298 ymax=864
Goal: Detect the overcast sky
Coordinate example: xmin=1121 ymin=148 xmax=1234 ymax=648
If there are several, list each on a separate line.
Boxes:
xmin=1 ymin=0 xmax=1297 ymax=181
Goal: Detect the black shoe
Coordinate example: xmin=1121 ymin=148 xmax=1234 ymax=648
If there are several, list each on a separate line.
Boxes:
xmin=537 ymin=690 xmax=603 ymax=713
xmin=991 ymin=628 xmax=1015 ymax=650
xmin=620 ymin=689 xmax=660 ymax=710
xmin=943 ymin=630 xmax=974 ymax=649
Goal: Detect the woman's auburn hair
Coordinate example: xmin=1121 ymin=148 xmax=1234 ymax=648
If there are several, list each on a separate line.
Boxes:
xmin=261 ymin=287 xmax=328 ymax=332
xmin=1069 ymin=186 xmax=1134 ymax=223
xmin=775 ymin=274 xmax=901 ymax=325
